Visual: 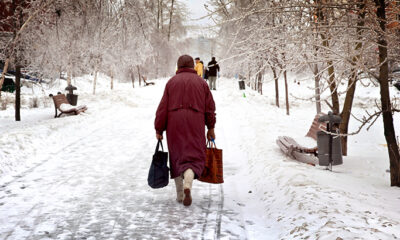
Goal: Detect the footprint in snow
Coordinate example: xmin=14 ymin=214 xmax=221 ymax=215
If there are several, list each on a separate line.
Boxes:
xmin=246 ymin=220 xmax=255 ymax=225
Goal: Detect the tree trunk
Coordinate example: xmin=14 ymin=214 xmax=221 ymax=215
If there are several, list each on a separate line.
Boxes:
xmin=93 ymin=70 xmax=98 ymax=95
xmin=271 ymin=66 xmax=279 ymax=108
xmin=110 ymin=71 xmax=114 ymax=90
xmin=131 ymin=69 xmax=135 ymax=88
xmin=167 ymin=0 xmax=174 ymax=41
xmin=321 ymin=33 xmax=340 ymax=114
xmin=137 ymin=66 xmax=142 ymax=87
xmin=15 ymin=65 xmax=21 ymax=121
xmin=160 ymin=0 xmax=164 ymax=30
xmin=157 ymin=0 xmax=160 ymax=30
xmin=156 ymin=52 xmax=159 ymax=78
xmin=313 ymin=64 xmax=322 ymax=114
xmin=67 ymin=71 xmax=72 ymax=86
xmin=257 ymin=72 xmax=263 ymax=94
xmin=248 ymin=66 xmax=251 ymax=87
xmin=316 ymin=3 xmax=339 ymax=114
xmin=375 ymin=0 xmax=400 ymax=186
xmin=339 ymin=69 xmax=358 ymax=156
xmin=339 ymin=70 xmax=357 ymax=156
xmin=284 ymin=69 xmax=289 ymax=115
xmin=339 ymin=3 xmax=365 ymax=156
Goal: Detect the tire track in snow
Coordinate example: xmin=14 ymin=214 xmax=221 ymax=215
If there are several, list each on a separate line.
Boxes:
xmin=0 ymin=112 xmax=135 ymax=240
xmin=213 ymin=86 xmax=250 ymax=240
xmin=215 ymin=184 xmax=224 ymax=239
xmin=201 ymin=184 xmax=212 ymax=240
xmin=3 ymin=203 xmax=42 ymax=240
xmin=67 ymin=125 xmax=149 ymax=240
xmin=0 ymin=121 xmax=112 ymax=188
xmin=1 ymin=125 xmax=116 ymax=240
xmin=0 ymin=126 xmax=111 ymax=239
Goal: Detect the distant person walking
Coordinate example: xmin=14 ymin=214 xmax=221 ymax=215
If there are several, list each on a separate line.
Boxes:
xmin=204 ymin=66 xmax=209 ymax=81
xmin=155 ymin=55 xmax=216 ymax=206
xmin=194 ymin=57 xmax=203 ymax=78
xmin=207 ymin=57 xmax=220 ymax=90
xmin=200 ymin=60 xmax=206 ymax=79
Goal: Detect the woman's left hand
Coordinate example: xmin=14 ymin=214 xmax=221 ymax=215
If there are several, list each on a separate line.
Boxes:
xmin=207 ymin=129 xmax=215 ymax=141
xmin=156 ymin=133 xmax=163 ymax=140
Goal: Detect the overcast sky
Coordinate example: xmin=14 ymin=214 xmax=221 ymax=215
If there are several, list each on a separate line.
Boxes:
xmin=184 ymin=0 xmax=213 ymax=27
xmin=181 ymin=1 xmax=217 ymax=59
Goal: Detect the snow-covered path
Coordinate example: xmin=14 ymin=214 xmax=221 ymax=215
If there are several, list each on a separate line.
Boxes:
xmin=0 ymin=80 xmax=257 ymax=239
xmin=1 ymin=77 xmax=400 ymax=239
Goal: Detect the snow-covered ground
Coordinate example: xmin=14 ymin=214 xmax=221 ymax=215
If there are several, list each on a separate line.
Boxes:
xmin=0 ymin=74 xmax=399 ymax=239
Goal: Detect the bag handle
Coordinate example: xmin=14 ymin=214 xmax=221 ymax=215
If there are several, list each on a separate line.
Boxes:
xmin=207 ymin=139 xmax=217 ymax=149
xmin=155 ymin=140 xmax=164 ymax=153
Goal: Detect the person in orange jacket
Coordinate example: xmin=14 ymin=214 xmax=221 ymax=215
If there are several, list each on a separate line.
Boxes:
xmin=194 ymin=57 xmax=203 ymax=78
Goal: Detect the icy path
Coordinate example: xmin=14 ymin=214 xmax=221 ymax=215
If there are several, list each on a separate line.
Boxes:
xmin=0 ymin=80 xmax=263 ymax=240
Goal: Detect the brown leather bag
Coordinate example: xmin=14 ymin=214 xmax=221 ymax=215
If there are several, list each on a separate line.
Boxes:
xmin=199 ymin=141 xmax=224 ymax=184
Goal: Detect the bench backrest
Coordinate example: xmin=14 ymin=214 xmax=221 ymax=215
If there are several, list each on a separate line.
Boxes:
xmin=306 ymin=113 xmax=327 ymax=140
xmin=52 ymin=94 xmax=70 ymax=108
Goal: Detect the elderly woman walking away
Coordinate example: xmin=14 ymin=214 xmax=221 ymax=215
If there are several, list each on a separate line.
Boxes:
xmin=155 ymin=55 xmax=216 ymax=206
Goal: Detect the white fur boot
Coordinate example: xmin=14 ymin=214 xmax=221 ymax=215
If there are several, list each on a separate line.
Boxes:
xmin=183 ymin=169 xmax=194 ymax=206
xmin=174 ymin=176 xmax=184 ymax=203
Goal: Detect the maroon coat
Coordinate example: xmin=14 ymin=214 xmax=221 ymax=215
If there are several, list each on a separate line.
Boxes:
xmin=155 ymin=68 xmax=216 ymax=179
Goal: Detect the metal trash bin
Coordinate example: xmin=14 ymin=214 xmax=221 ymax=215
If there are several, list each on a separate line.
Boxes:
xmin=239 ymin=80 xmax=245 ymax=90
xmin=317 ymin=112 xmax=343 ymax=168
xmin=65 ymin=84 xmax=78 ymax=106
xmin=1 ymin=77 xmax=15 ymax=93
xmin=317 ymin=131 xmax=343 ymax=166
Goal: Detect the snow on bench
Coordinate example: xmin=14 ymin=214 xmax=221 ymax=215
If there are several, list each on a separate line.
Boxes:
xmin=49 ymin=93 xmax=88 ymax=118
xmin=59 ymin=103 xmax=87 ymax=112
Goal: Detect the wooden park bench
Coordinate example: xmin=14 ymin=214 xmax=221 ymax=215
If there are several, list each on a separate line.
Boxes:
xmin=49 ymin=92 xmax=87 ymax=118
xmin=142 ymin=76 xmax=155 ymax=86
xmin=276 ymin=113 xmax=327 ymax=165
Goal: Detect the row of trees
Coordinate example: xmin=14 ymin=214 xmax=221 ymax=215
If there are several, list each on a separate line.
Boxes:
xmin=0 ymin=0 xmax=190 ymax=94
xmin=0 ymin=0 xmax=192 ymax=124
xmin=210 ymin=0 xmax=400 ymax=186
